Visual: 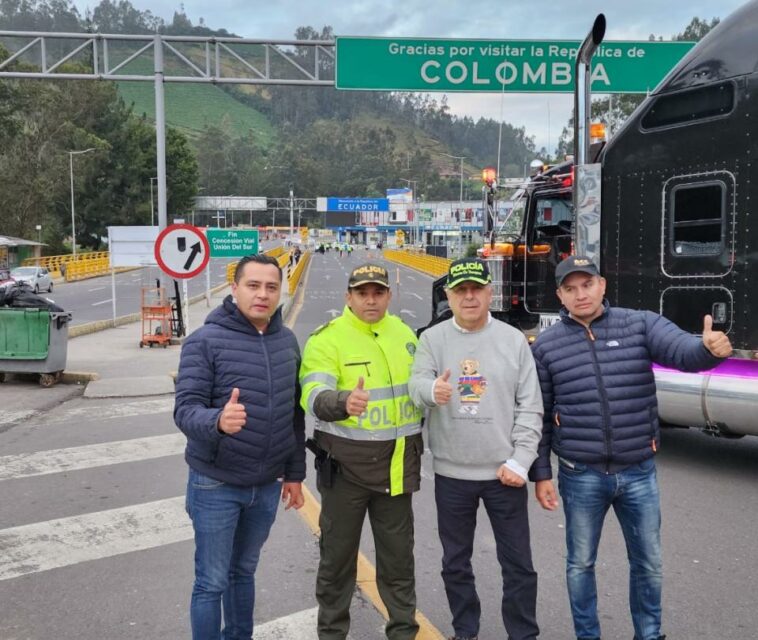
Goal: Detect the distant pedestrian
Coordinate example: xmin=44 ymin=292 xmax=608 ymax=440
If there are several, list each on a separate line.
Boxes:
xmin=530 ymin=255 xmax=733 ymax=640
xmin=174 ymin=253 xmax=305 ymax=640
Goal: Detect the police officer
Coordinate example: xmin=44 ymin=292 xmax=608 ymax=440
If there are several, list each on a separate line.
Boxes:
xmin=300 ymin=263 xmax=424 ymax=640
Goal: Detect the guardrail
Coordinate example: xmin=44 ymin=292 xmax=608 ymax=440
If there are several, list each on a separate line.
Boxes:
xmin=288 ymin=251 xmax=310 ymax=296
xmin=65 ymin=257 xmax=109 ymax=281
xmin=224 ymin=247 xmax=295 ymax=284
xmin=382 ymin=248 xmax=451 ymax=277
xmin=224 ymin=248 xmax=311 ymax=298
xmin=23 ymin=251 xmax=111 ymax=279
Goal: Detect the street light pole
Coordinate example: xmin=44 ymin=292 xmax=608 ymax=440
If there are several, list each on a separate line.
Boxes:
xmin=149 ymin=177 xmax=157 ymax=226
xmin=440 ymin=152 xmax=466 ymax=211
xmin=289 ymin=184 xmax=294 ymax=240
xmin=68 ymin=147 xmax=96 ymax=258
xmin=399 ymin=178 xmax=417 ymax=244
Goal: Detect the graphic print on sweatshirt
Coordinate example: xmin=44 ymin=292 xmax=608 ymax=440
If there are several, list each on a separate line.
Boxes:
xmin=457 ymin=358 xmax=488 ymax=415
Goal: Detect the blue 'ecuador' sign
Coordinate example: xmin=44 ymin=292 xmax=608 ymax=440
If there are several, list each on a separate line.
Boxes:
xmin=326 ymin=197 xmax=389 ymax=212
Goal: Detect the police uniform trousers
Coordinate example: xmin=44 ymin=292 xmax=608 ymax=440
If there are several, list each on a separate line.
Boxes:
xmin=316 ymin=472 xmax=418 ymax=640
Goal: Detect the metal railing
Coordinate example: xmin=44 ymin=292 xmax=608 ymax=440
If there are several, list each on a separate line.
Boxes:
xmin=224 ymin=248 xmax=311 ymax=298
xmin=224 ymin=246 xmax=289 ymax=284
xmin=23 ymin=251 xmax=112 ymax=279
xmin=288 ymin=251 xmax=310 ymax=295
xmin=383 ymin=248 xmax=451 ymax=277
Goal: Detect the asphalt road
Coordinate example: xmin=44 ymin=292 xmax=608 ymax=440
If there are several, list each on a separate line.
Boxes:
xmin=46 ymin=259 xmax=231 ymax=326
xmin=1 ymin=252 xmax=757 ymax=639
xmin=47 ymin=238 xmax=283 ymax=327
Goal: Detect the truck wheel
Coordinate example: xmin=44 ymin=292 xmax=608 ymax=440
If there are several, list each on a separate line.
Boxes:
xmin=48 ymin=282 xmax=54 ymax=292
xmin=34 ymin=284 xmax=39 ymax=293
xmin=0 ymin=372 xmax=6 ymax=383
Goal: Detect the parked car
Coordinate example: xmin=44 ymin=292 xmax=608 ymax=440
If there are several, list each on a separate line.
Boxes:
xmin=10 ymin=266 xmax=53 ymax=293
xmin=0 ymin=268 xmax=13 ymax=290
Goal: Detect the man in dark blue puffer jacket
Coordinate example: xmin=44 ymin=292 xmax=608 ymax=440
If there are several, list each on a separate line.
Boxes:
xmin=174 ymin=253 xmax=305 ymax=640
xmin=529 ymin=256 xmax=732 ymax=640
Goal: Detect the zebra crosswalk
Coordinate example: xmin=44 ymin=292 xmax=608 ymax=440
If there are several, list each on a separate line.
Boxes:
xmin=0 ymin=496 xmax=191 ymax=582
xmin=0 ymin=399 xmax=329 ymax=640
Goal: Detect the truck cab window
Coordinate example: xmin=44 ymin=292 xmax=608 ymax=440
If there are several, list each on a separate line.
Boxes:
xmin=671 ymin=182 xmax=725 ymax=256
xmin=534 ymin=195 xmax=574 ymax=238
xmin=641 ymin=81 xmax=734 ymax=130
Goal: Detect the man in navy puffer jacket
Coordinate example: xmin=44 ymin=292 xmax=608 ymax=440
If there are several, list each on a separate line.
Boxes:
xmin=175 ymin=253 xmax=305 ymax=640
xmin=529 ymin=256 xmax=732 ymax=640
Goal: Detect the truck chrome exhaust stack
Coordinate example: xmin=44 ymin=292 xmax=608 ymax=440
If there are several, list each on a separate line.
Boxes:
xmin=574 ymin=14 xmax=606 ymax=166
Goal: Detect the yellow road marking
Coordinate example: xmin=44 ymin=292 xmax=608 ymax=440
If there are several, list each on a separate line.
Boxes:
xmin=298 ymin=486 xmax=444 ymax=640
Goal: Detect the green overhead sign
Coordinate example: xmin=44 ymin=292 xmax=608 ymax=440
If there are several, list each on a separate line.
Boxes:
xmin=206 ymin=229 xmax=259 ymax=258
xmin=335 ymin=37 xmax=695 ymax=93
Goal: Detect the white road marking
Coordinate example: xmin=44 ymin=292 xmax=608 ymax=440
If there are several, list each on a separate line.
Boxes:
xmin=87 ymin=286 xmax=106 ymax=292
xmin=0 ymin=409 xmax=37 ymax=428
xmin=30 ymin=397 xmax=174 ymax=427
xmin=255 ymin=607 xmax=320 ymax=639
xmin=407 ymin=292 xmax=423 ymax=300
xmin=91 ymin=298 xmax=113 ymax=306
xmin=0 ymin=433 xmax=185 ymax=481
xmin=0 ymin=496 xmax=191 ymax=581
xmin=400 ymin=309 xmax=417 ymax=318
xmin=406 ymin=275 xmax=416 ymax=280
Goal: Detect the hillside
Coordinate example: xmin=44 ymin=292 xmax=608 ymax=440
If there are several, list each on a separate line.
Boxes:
xmin=117 ymin=81 xmax=276 ymax=144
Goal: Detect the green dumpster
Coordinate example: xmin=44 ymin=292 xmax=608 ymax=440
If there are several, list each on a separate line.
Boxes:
xmin=0 ymin=308 xmax=72 ymax=386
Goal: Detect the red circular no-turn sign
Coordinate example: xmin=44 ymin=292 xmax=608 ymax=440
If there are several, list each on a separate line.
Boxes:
xmin=154 ymin=224 xmax=210 ymax=279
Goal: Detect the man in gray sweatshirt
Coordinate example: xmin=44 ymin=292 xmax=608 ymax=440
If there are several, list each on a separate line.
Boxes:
xmin=409 ymin=257 xmax=543 ymax=640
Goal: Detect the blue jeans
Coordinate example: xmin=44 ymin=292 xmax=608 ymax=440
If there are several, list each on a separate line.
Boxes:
xmin=186 ymin=469 xmax=281 ymax=640
xmin=558 ymin=457 xmax=662 ymax=640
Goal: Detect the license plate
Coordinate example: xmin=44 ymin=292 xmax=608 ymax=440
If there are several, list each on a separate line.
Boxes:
xmin=539 ymin=314 xmax=561 ymax=331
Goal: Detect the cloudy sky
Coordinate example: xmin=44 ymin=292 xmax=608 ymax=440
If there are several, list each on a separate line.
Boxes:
xmin=73 ymin=0 xmax=745 ymax=153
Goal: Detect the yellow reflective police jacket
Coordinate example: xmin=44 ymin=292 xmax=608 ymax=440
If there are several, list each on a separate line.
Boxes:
xmin=300 ymin=306 xmax=423 ymax=496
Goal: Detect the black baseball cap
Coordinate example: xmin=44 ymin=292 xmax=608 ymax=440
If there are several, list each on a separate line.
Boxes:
xmin=446 ymin=258 xmax=492 ymax=289
xmin=555 ymin=255 xmax=601 ymax=286
xmin=348 ymin=263 xmax=390 ymax=288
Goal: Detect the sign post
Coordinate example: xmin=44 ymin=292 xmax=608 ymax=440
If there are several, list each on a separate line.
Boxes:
xmin=154 ymin=224 xmax=211 ymax=333
xmin=318 ymin=197 xmax=390 ymax=212
xmin=154 ymin=224 xmax=210 ymax=279
xmin=336 ymin=37 xmax=694 ymax=93
xmin=206 ymin=228 xmax=260 ymax=257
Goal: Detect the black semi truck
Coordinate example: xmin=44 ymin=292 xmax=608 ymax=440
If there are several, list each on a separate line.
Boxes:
xmin=431 ymin=0 xmax=758 ymax=438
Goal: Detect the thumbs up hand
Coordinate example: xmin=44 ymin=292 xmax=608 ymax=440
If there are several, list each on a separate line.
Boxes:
xmin=433 ymin=368 xmax=453 ymax=406
xmin=702 ymin=314 xmax=733 ymax=358
xmin=218 ymin=387 xmax=246 ymax=434
xmin=346 ymin=376 xmax=370 ymax=416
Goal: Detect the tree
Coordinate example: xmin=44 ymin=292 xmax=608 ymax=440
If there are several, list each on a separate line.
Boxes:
xmin=166 ymin=128 xmax=199 ymax=215
xmin=675 ymin=17 xmax=720 ymax=41
xmin=556 ymin=16 xmax=721 ymax=159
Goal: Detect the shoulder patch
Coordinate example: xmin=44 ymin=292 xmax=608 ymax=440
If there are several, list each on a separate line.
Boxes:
xmin=310 ymin=320 xmax=334 ymax=336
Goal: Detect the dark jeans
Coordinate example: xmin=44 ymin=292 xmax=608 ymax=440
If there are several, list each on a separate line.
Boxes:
xmin=435 ymin=473 xmax=539 ymax=640
xmin=558 ymin=457 xmax=662 ymax=640
xmin=185 ymin=469 xmax=280 ymax=640
xmin=317 ymin=473 xmax=418 ymax=640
